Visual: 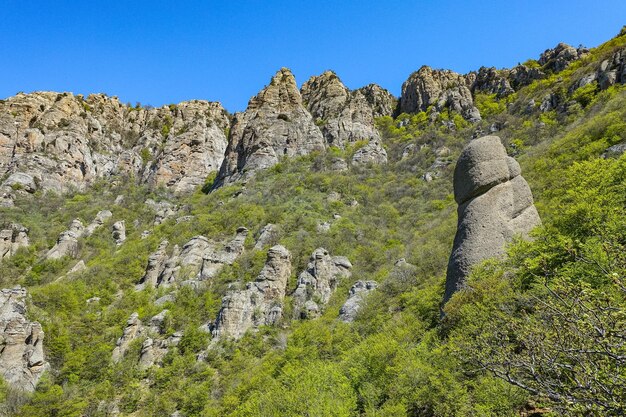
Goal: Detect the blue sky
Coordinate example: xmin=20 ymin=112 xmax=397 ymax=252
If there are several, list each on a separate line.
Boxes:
xmin=1 ymin=1 xmax=625 ymax=111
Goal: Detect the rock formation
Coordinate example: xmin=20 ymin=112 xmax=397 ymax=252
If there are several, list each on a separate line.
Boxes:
xmin=301 ymin=71 xmax=391 ymax=147
xmin=212 ymin=245 xmax=291 ymax=340
xmin=293 ymin=248 xmax=352 ymax=319
xmin=444 ymin=135 xmax=541 ymax=303
xmin=351 ymin=140 xmax=388 ymax=166
xmin=0 ymin=223 xmax=29 ymax=260
xmin=112 ymin=310 xmax=180 ymax=368
xmin=45 ymin=219 xmax=84 ymax=260
xmin=254 ymin=223 xmax=277 ymax=250
xmin=214 ymin=68 xmax=326 ymax=186
xmin=112 ymin=220 xmax=126 ymax=245
xmin=137 ymin=228 xmax=248 ymax=289
xmin=400 ymin=66 xmax=481 ymax=122
xmin=83 ymin=210 xmax=113 ymax=237
xmin=0 ymin=287 xmax=48 ymax=391
xmin=539 ymin=43 xmax=588 ymax=73
xmin=0 ymin=92 xmax=229 ymax=195
xmin=339 ymin=281 xmax=378 ymax=322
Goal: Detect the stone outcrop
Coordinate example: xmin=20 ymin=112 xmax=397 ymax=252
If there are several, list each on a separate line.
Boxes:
xmin=45 ymin=219 xmax=84 ymax=260
xmin=214 ymin=68 xmax=325 ymax=186
xmin=83 ymin=210 xmax=113 ymax=237
xmin=112 ymin=221 xmax=126 ymax=245
xmin=111 ymin=310 xmax=180 ymax=368
xmin=357 ymin=84 xmax=398 ymax=118
xmin=136 ymin=228 xmax=248 ymax=289
xmin=468 ymin=67 xmax=515 ymax=97
xmin=212 ymin=245 xmax=291 ymax=340
xmin=0 ymin=92 xmax=229 ymax=195
xmin=0 ymin=287 xmax=48 ymax=391
xmin=293 ymin=248 xmax=352 ymax=319
xmin=595 ymin=48 xmax=626 ymax=90
xmin=444 ymin=135 xmax=541 ymax=303
xmin=400 ymin=66 xmax=481 ymax=122
xmin=539 ymin=43 xmax=588 ymax=73
xmin=0 ymin=223 xmax=29 ymax=260
xmin=339 ymin=281 xmax=378 ymax=322
xmin=301 ymin=71 xmax=392 ymax=147
xmin=352 ymin=140 xmax=388 ymax=166
xmin=254 ymin=223 xmax=277 ymax=250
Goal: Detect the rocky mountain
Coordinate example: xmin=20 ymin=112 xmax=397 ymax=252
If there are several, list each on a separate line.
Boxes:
xmin=1 ymin=27 xmax=626 ymax=417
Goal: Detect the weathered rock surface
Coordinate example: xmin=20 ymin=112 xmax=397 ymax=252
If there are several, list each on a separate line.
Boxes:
xmin=0 ymin=92 xmax=229 ymax=194
xmin=468 ymin=67 xmax=515 ymax=97
xmin=83 ymin=210 xmax=113 ymax=237
xmin=0 ymin=287 xmax=48 ymax=391
xmin=539 ymin=43 xmax=588 ymax=73
xmin=293 ymin=248 xmax=352 ymax=319
xmin=213 ymin=245 xmax=292 ymax=340
xmin=301 ymin=71 xmax=390 ymax=147
xmin=254 ymin=223 xmax=277 ymax=250
xmin=0 ymin=223 xmax=29 ymax=260
xmin=339 ymin=281 xmax=378 ymax=322
xmin=357 ymin=84 xmax=398 ymax=118
xmin=111 ymin=310 xmax=180 ymax=368
xmin=112 ymin=220 xmax=126 ymax=245
xmin=400 ymin=66 xmax=481 ymax=122
xmin=596 ymin=48 xmax=626 ymax=90
xmin=215 ymin=68 xmax=325 ymax=186
xmin=444 ymin=135 xmax=541 ymax=303
xmin=46 ymin=219 xmax=84 ymax=260
xmin=352 ymin=140 xmax=388 ymax=166
xmin=137 ymin=228 xmax=248 ymax=289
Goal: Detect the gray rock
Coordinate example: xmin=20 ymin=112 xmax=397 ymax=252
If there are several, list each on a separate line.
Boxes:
xmin=2 ymin=172 xmax=37 ymax=193
xmin=0 ymin=92 xmax=229 ymax=194
xmin=539 ymin=43 xmax=588 ymax=73
xmin=254 ymin=224 xmax=277 ymax=250
xmin=83 ymin=210 xmax=113 ymax=237
xmin=444 ymin=136 xmax=541 ymax=303
xmin=351 ymin=140 xmax=388 ymax=166
xmin=0 ymin=223 xmax=29 ymax=260
xmin=212 ymin=245 xmax=292 ymax=340
xmin=215 ymin=68 xmax=326 ymax=186
xmin=112 ymin=221 xmax=126 ymax=245
xmin=301 ymin=71 xmax=385 ymax=147
xmin=46 ymin=219 xmax=84 ymax=260
xmin=400 ymin=66 xmax=481 ymax=122
xmin=67 ymin=260 xmax=86 ymax=275
xmin=293 ymin=248 xmax=352 ymax=319
xmin=0 ymin=287 xmax=49 ymax=391
xmin=330 ymin=157 xmax=348 ymax=171
xmin=339 ymin=281 xmax=378 ymax=322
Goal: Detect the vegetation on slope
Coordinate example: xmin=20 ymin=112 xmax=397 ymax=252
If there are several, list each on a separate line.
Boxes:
xmin=1 ymin=30 xmax=626 ymax=417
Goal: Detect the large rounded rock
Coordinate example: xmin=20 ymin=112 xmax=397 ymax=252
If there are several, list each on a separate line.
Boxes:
xmin=444 ymin=136 xmax=540 ymax=303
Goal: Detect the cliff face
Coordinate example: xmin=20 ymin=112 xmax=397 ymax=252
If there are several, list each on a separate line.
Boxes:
xmin=0 ymin=92 xmax=229 ymax=200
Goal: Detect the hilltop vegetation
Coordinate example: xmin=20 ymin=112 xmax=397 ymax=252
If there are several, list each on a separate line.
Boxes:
xmin=1 ymin=29 xmax=626 ymax=417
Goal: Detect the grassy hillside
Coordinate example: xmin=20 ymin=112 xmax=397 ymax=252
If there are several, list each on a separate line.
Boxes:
xmin=1 ymin=31 xmax=626 ymax=417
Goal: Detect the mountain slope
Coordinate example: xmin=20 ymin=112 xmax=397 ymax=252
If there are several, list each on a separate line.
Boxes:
xmin=0 ymin=27 xmax=626 ymax=417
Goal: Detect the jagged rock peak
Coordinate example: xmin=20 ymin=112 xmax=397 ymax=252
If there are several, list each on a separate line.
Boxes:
xmin=214 ymin=68 xmax=326 ymax=187
xmin=212 ymin=245 xmax=292 ymax=340
xmin=400 ymin=65 xmax=481 ymax=122
xmin=293 ymin=248 xmax=352 ymax=319
xmin=539 ymin=43 xmax=588 ymax=73
xmin=0 ymin=286 xmax=49 ymax=391
xmin=301 ymin=71 xmax=389 ymax=147
xmin=444 ymin=136 xmax=541 ymax=303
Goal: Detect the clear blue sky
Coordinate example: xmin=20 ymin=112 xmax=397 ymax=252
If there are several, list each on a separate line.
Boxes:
xmin=1 ymin=1 xmax=624 ymax=112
